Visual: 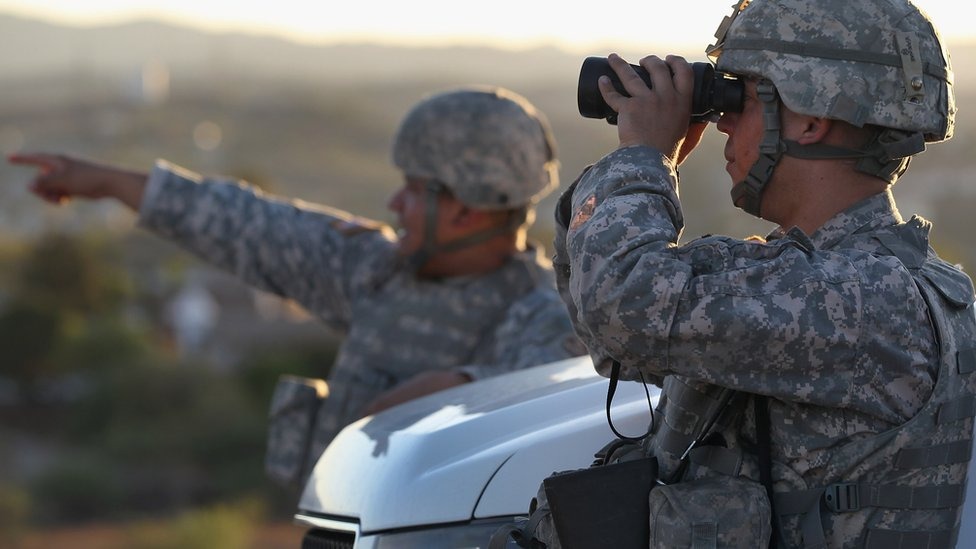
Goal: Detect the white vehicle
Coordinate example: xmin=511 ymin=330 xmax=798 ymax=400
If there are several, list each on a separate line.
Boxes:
xmin=294 ymin=355 xmax=976 ymax=548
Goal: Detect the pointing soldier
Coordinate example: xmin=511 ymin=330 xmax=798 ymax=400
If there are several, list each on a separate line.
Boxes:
xmin=10 ymin=86 xmax=584 ymax=486
xmin=552 ymin=0 xmax=975 ymax=546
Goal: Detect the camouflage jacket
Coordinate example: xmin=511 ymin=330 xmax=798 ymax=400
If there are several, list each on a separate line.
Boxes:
xmin=139 ymin=160 xmax=582 ymax=452
xmin=555 ymin=146 xmax=976 ymax=547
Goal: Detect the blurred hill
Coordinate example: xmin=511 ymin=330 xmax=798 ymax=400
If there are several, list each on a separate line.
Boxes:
xmin=0 ymin=13 xmax=974 ymax=264
xmin=0 ymin=14 xmax=585 ymax=85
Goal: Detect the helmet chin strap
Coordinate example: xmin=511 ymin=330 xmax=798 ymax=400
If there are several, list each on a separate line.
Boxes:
xmin=402 ymin=180 xmax=445 ymax=272
xmin=730 ymin=80 xmax=926 ymax=219
xmin=404 ymin=180 xmax=527 ymax=274
xmin=780 ymin=129 xmax=923 ymax=184
xmin=730 ymin=79 xmax=784 ymax=218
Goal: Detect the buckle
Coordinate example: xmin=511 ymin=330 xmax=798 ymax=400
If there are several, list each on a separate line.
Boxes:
xmin=824 ymin=483 xmax=860 ymax=512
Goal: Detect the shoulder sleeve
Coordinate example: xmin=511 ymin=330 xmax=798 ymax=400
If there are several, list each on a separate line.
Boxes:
xmin=559 ymin=146 xmax=683 ymax=381
xmin=456 ymin=286 xmax=585 ymax=381
xmin=138 ymin=160 xmax=397 ymax=331
xmin=562 ymin=148 xmax=872 ymax=405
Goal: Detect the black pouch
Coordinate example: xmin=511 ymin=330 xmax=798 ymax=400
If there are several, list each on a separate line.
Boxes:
xmin=542 ymin=455 xmax=659 ymax=549
xmin=486 ymin=363 xmax=659 ymax=549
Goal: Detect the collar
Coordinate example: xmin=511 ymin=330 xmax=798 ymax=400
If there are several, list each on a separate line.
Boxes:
xmin=765 ymin=191 xmax=904 ymax=250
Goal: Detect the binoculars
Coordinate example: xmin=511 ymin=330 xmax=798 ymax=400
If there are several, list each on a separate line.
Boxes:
xmin=577 ymin=56 xmax=745 ymax=124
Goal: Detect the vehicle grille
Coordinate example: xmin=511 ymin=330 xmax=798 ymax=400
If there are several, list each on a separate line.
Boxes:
xmin=301 ymin=528 xmax=355 ymax=549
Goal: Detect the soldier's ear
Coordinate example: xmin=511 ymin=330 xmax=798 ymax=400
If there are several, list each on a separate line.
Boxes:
xmin=459 ymin=206 xmax=494 ymax=228
xmin=441 ymin=198 xmax=476 ymax=228
xmin=452 ymin=205 xmax=506 ymax=231
xmin=794 ymin=115 xmax=833 ymax=145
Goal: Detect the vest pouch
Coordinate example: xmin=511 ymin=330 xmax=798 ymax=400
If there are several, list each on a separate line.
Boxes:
xmin=648 ymin=475 xmax=771 ymax=548
xmin=264 ymin=375 xmax=328 ymax=488
xmin=542 ymin=455 xmax=659 ymax=549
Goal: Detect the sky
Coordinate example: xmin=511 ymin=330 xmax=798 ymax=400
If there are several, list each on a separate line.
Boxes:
xmin=0 ymin=0 xmax=973 ymax=53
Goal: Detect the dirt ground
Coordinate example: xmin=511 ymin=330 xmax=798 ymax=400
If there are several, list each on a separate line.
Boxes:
xmin=14 ymin=520 xmax=306 ymax=549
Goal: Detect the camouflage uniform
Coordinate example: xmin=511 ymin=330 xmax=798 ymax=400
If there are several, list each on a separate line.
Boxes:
xmin=551 ymin=1 xmax=975 ymax=545
xmin=555 ymin=144 xmax=975 ymax=546
xmin=139 ymin=160 xmax=581 ymax=467
xmin=132 ymin=88 xmax=581 ymax=487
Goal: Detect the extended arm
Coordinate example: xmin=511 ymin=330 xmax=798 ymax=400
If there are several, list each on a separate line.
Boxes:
xmin=8 ymin=152 xmax=147 ymax=210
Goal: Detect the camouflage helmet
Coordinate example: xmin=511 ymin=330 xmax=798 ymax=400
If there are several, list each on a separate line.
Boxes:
xmin=391 ymin=87 xmax=559 ymax=210
xmin=707 ymin=0 xmax=955 ymax=143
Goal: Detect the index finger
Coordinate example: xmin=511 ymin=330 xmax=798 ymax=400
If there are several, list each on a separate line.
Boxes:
xmin=607 ymin=53 xmax=651 ymax=98
xmin=665 ymin=55 xmax=694 ymax=97
xmin=7 ymin=152 xmax=64 ymax=175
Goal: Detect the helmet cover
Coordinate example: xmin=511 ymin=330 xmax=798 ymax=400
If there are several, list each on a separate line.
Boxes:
xmin=392 ymin=87 xmax=559 ymax=209
xmin=708 ymin=0 xmax=954 ymax=142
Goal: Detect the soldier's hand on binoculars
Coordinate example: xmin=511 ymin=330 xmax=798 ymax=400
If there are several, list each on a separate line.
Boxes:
xmin=599 ymin=54 xmax=694 ymax=165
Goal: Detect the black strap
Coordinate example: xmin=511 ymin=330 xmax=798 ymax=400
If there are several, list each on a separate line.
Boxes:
xmin=755 ymin=394 xmax=781 ymax=548
xmin=824 ymin=482 xmax=965 ymax=511
xmin=606 ymin=360 xmax=654 ymax=441
xmin=488 ymin=515 xmax=547 ymax=549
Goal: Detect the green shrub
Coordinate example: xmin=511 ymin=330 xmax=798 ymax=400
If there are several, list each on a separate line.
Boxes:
xmin=29 ymin=455 xmax=125 ymax=523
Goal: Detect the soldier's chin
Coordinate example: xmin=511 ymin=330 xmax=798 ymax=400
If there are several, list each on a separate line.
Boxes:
xmin=393 ymin=235 xmax=419 ymax=256
xmin=393 ymin=229 xmax=407 ymax=251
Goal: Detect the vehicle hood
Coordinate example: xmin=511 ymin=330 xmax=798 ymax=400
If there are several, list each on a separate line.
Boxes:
xmin=297 ymin=356 xmax=656 ymax=534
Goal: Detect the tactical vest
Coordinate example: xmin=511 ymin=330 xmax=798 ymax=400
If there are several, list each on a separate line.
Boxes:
xmin=666 ymin=217 xmax=976 ymax=548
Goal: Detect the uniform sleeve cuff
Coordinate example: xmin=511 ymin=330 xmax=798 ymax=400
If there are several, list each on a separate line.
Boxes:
xmin=139 ymin=159 xmax=202 ymax=221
